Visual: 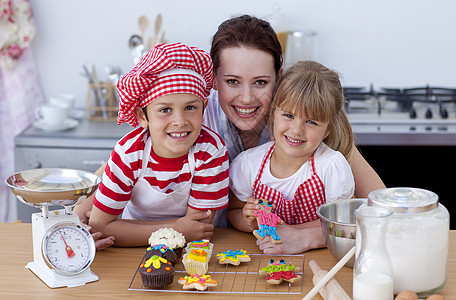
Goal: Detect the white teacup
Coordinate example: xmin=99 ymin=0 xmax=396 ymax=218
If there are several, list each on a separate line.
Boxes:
xmin=35 ymin=104 xmax=68 ymax=126
xmin=49 ymin=95 xmax=74 ymax=114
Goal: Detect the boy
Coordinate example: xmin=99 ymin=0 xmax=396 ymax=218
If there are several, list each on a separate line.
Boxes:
xmin=89 ymin=43 xmax=229 ymax=246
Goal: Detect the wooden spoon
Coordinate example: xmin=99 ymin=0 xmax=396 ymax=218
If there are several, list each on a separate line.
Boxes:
xmin=138 ymin=15 xmax=149 ymax=41
xmin=148 ymin=13 xmax=162 ymax=49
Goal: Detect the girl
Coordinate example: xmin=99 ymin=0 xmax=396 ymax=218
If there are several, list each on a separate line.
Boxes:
xmin=228 ymin=61 xmax=355 ymax=254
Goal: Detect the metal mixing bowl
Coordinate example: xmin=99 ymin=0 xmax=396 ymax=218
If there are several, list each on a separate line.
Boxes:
xmin=317 ymin=198 xmax=366 ymax=267
xmin=5 ymin=168 xmax=101 ymax=208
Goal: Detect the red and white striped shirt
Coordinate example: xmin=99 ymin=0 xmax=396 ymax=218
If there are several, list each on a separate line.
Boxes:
xmin=93 ymin=125 xmax=229 ymax=216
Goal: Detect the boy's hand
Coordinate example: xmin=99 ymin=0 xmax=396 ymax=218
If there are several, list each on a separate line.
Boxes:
xmin=176 ymin=210 xmax=215 ymax=241
xmin=243 ymin=197 xmax=260 ymax=230
xmin=81 ymin=224 xmax=115 ymax=250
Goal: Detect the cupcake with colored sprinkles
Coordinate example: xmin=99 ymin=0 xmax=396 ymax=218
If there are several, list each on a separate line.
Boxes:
xmin=148 ymin=228 xmax=186 ymax=263
xmin=145 ymin=244 xmax=177 ymax=265
xmin=182 ymin=248 xmax=209 ymax=275
xmin=139 ymin=255 xmax=174 ymax=289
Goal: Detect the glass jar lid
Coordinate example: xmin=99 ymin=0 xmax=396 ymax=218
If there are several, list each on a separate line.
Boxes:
xmin=368 ymin=187 xmax=438 ymax=214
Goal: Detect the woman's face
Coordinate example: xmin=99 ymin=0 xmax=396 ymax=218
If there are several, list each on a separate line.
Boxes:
xmin=214 ymin=47 xmax=277 ymax=131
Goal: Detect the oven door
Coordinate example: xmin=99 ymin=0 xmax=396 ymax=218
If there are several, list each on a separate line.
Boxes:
xmin=358 ymin=144 xmax=456 ymax=230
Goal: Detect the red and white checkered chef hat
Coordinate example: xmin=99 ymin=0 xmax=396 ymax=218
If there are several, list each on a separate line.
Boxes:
xmin=117 ymin=42 xmax=213 ymax=127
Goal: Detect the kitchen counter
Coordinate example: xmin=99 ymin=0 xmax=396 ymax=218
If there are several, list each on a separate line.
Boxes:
xmin=16 ymin=113 xmax=132 ymax=149
xmin=14 ymin=117 xmax=133 ymax=222
xmin=0 ymin=224 xmax=455 ymax=299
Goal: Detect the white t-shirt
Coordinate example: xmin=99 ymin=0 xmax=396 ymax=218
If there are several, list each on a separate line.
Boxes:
xmin=230 ymin=141 xmax=355 ymax=203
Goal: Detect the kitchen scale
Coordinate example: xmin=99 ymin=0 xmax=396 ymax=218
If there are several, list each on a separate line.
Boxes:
xmin=6 ymin=168 xmax=102 ymax=288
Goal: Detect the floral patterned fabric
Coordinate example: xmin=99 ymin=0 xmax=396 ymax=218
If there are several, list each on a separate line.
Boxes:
xmin=0 ymin=0 xmax=35 ymax=69
xmin=0 ymin=0 xmax=43 ymax=222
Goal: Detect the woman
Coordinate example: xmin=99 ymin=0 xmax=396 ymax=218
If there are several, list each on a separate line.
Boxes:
xmin=76 ymin=15 xmax=385 ymax=250
xmin=205 ymin=15 xmax=384 ymax=254
xmin=205 ymin=15 xmax=383 ymax=195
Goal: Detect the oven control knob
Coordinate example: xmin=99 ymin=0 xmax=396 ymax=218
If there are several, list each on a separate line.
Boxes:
xmin=440 ymin=107 xmax=449 ymax=119
xmin=425 ymin=108 xmax=433 ymax=119
xmin=409 ymin=108 xmax=417 ymax=119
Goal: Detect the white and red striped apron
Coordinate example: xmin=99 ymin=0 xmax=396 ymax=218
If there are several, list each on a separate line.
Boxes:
xmin=252 ymin=144 xmax=326 ymax=225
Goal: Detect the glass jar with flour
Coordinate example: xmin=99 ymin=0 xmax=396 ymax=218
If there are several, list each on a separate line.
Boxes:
xmin=368 ymin=188 xmax=449 ymax=297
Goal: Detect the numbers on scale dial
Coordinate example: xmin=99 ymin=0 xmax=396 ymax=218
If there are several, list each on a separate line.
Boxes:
xmin=44 ymin=225 xmax=92 ymax=273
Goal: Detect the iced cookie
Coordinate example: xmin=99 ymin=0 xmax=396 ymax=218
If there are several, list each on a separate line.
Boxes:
xmin=260 ymin=258 xmax=301 ymax=285
xmin=249 ymin=199 xmax=283 ymax=244
xmin=216 ymin=249 xmax=251 ymax=266
xmin=178 ymin=274 xmax=218 ymax=291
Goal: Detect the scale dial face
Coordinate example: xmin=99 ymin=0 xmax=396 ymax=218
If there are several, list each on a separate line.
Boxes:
xmin=42 ymin=222 xmax=96 ymax=275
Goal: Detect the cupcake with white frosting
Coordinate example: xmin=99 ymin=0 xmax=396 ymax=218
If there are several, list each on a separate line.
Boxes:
xmin=148 ymin=228 xmax=186 ymax=262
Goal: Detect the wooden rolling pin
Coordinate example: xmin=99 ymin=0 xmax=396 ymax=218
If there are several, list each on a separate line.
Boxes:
xmin=309 ymin=260 xmax=351 ymax=300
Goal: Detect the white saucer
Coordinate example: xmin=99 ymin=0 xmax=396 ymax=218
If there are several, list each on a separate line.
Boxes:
xmin=69 ymin=109 xmax=85 ymax=119
xmin=33 ymin=118 xmax=79 ymax=131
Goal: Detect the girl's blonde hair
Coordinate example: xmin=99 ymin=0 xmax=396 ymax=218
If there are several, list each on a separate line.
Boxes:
xmin=269 ymin=61 xmax=354 ymax=162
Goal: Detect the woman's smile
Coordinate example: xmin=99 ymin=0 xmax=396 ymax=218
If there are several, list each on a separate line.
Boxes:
xmin=232 ymin=105 xmax=260 ymax=117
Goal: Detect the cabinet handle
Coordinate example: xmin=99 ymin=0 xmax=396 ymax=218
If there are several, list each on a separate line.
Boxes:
xmin=82 ymin=160 xmax=106 ymax=166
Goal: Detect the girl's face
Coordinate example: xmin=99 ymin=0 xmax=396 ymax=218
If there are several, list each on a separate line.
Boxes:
xmin=136 ymin=93 xmax=204 ymax=158
xmin=272 ymin=107 xmax=330 ymax=163
xmin=214 ymin=47 xmax=277 ymax=131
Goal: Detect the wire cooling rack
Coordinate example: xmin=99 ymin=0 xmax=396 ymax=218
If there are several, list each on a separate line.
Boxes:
xmin=128 ymin=253 xmax=305 ymax=294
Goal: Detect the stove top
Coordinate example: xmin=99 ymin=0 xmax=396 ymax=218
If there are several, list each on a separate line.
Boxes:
xmin=344 ymin=85 xmax=456 ymax=142
xmin=344 ymin=84 xmax=456 ymax=121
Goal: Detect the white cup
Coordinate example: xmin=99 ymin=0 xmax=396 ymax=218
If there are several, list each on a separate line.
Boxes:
xmin=49 ymin=95 xmax=75 ymax=113
xmin=35 ymin=104 xmax=68 ymax=125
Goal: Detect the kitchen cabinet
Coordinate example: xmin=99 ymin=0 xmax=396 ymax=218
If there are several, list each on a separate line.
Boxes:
xmin=14 ymin=117 xmax=132 ymax=222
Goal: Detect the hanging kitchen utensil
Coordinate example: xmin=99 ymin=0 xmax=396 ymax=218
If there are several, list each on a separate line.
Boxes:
xmin=159 ymin=31 xmax=168 ymax=44
xmin=128 ymin=34 xmax=145 ymax=65
xmin=147 ymin=13 xmax=162 ymax=50
xmin=138 ymin=15 xmax=149 ymax=41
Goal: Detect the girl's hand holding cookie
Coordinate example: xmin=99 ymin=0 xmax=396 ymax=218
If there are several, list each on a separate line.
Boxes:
xmin=242 ymin=197 xmax=260 ymax=230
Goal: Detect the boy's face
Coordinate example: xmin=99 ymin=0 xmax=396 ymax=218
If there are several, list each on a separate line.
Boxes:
xmin=136 ymin=93 xmax=204 ymax=158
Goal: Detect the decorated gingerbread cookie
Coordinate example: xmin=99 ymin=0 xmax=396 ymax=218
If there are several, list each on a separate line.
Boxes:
xmin=178 ymin=274 xmax=218 ymax=291
xmin=249 ymin=199 xmax=283 ymax=244
xmin=216 ymin=249 xmax=251 ymax=266
xmin=259 ymin=258 xmax=301 ymax=285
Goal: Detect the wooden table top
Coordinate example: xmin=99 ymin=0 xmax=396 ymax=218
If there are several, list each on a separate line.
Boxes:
xmin=1 ymin=223 xmax=455 ymax=299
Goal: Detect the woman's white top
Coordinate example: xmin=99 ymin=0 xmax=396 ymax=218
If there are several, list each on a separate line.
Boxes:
xmin=203 ymin=90 xmax=271 ymax=162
